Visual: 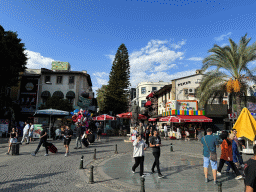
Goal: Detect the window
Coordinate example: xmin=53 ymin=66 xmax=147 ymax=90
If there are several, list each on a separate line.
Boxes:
xmin=133 ymin=90 xmax=136 ymax=98
xmin=56 ymin=76 xmax=62 ymax=84
xmin=45 ymin=76 xmax=51 ymax=83
xmin=184 ymin=89 xmax=188 ymax=94
xmin=141 ymin=87 xmax=146 ymax=94
xmin=69 ymin=76 xmax=75 ymax=84
xmin=141 ymin=100 xmax=146 ymax=107
xmin=152 ymin=87 xmax=157 ymax=91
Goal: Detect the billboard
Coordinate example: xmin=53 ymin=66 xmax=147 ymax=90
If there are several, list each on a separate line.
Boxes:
xmin=165 ymin=100 xmax=198 ymax=111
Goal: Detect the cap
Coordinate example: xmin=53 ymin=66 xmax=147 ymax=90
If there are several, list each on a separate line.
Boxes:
xmin=206 ymin=128 xmax=212 ymax=132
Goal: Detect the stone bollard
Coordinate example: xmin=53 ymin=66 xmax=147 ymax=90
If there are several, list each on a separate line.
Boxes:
xmin=170 ymin=143 xmax=173 ymax=152
xmin=217 ymin=181 xmax=222 ymax=192
xmin=115 ymin=144 xmax=118 ymax=154
xmin=93 ymin=149 xmax=96 ymax=160
xmin=80 ymin=155 xmax=84 ymax=169
xmin=89 ymin=165 xmax=94 ymax=184
xmin=140 ymin=177 xmax=145 ymax=192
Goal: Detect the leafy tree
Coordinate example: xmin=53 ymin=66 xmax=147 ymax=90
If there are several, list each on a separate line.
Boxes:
xmin=39 ymin=96 xmax=74 ymax=112
xmin=196 ymin=34 xmax=256 ymax=115
xmin=104 ymin=44 xmax=130 ymax=115
xmin=0 ymin=25 xmax=28 ymax=93
xmin=96 ymin=85 xmax=108 ymax=114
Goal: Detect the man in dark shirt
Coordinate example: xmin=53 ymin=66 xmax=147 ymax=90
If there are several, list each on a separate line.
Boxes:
xmin=74 ymin=125 xmax=82 ymax=149
xmin=244 ymin=144 xmax=256 ymax=192
xmin=63 ymin=126 xmax=73 ymax=157
xmin=31 ymin=126 xmax=48 ymax=156
xmin=150 ymin=130 xmax=164 ymax=178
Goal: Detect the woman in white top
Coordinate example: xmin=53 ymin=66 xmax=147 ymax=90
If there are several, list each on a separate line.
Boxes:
xmin=176 ymin=127 xmax=181 ymax=140
xmin=132 ymin=134 xmax=148 ymax=177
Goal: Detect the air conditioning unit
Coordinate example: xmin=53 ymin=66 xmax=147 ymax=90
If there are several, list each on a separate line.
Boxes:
xmin=188 ymin=88 xmax=195 ymax=94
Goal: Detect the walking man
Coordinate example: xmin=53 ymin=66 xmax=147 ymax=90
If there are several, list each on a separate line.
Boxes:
xmin=21 ymin=121 xmax=30 ymax=144
xmin=63 ymin=126 xmax=73 ymax=157
xmin=244 ymin=144 xmax=256 ymax=192
xmin=29 ymin=122 xmax=34 ymax=143
xmin=31 ymin=126 xmax=48 ymax=156
xmin=201 ymin=128 xmax=218 ymax=184
xmin=132 ymin=134 xmax=147 ymax=177
xmin=74 ymin=124 xmax=82 ymax=149
xmin=150 ymin=130 xmax=164 ymax=178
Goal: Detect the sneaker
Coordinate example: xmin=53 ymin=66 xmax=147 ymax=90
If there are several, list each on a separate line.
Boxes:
xmin=217 ymin=172 xmax=221 ymax=177
xmin=235 ymin=175 xmax=243 ymax=180
xmin=205 ymin=178 xmax=209 ymax=183
xmin=141 ymin=174 xmax=146 ymax=178
xmin=65 ymin=153 xmax=67 ymax=157
xmin=214 ymin=180 xmax=217 ymax=185
xmin=132 ymin=170 xmax=135 ymax=174
xmin=44 ymin=154 xmax=49 ymax=156
xmin=158 ymin=174 xmax=164 ymax=178
xmin=31 ymin=153 xmax=36 ymax=156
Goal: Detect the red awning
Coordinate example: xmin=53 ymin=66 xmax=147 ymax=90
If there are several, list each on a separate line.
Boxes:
xmin=94 ymin=114 xmax=117 ymax=121
xmin=144 ymin=100 xmax=152 ymax=107
xmin=159 ymin=116 xmax=180 ymax=122
xmin=116 ymin=112 xmax=147 ymax=120
xmin=148 ymin=118 xmax=157 ymax=121
xmin=176 ymin=115 xmax=212 ymax=122
xmin=146 ymin=92 xmax=154 ymax=99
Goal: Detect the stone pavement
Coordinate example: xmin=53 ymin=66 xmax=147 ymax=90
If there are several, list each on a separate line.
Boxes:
xmin=0 ymin=137 xmax=253 ymax=192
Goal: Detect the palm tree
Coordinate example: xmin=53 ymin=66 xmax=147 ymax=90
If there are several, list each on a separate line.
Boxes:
xmin=196 ymin=34 xmax=256 ymax=115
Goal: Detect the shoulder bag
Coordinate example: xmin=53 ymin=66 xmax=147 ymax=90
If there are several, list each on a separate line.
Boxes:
xmin=203 ymin=136 xmax=217 ymax=161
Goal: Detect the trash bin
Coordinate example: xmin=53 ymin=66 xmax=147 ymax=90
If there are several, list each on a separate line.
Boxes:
xmin=12 ymin=143 xmax=20 ymax=155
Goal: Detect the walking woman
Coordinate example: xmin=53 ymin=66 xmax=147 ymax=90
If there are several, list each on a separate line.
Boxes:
xmin=217 ymin=131 xmax=243 ymax=180
xmin=132 ymin=134 xmax=147 ymax=177
xmin=6 ymin=128 xmax=18 ymax=155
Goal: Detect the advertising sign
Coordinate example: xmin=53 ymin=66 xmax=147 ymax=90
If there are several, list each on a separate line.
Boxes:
xmin=33 ymin=124 xmax=43 ymax=138
xmin=165 ymin=100 xmax=198 ymax=111
xmin=19 ymin=76 xmax=39 ymax=113
xmin=248 ymin=102 xmax=256 ymax=113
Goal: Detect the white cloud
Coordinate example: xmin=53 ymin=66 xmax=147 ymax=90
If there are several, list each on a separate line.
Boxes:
xmin=92 ymin=72 xmax=109 ymax=92
xmin=187 ymin=57 xmax=203 ymax=61
xmin=105 ymin=54 xmax=115 ymax=63
xmin=214 ymin=32 xmax=232 ymax=41
xmin=24 ymin=50 xmax=54 ymax=69
xmin=221 ymin=43 xmax=228 ymax=47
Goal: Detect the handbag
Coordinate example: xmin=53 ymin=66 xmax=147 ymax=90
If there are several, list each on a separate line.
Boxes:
xmin=203 ymin=136 xmax=217 ymax=161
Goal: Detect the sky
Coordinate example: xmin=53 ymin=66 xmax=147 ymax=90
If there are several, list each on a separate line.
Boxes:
xmin=1 ymin=0 xmax=256 ymax=94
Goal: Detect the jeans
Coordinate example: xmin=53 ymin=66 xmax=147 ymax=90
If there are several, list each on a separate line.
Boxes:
xmin=132 ymin=156 xmax=144 ymax=176
xmin=35 ymin=140 xmax=48 ymax=154
xmin=76 ymin=137 xmax=82 ymax=148
xmin=218 ymin=159 xmax=240 ymax=176
xmin=226 ymin=153 xmax=244 ymax=171
xmin=152 ymin=151 xmax=161 ymax=174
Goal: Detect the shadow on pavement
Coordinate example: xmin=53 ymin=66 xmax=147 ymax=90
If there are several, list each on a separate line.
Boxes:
xmin=0 ymin=182 xmax=49 ymax=192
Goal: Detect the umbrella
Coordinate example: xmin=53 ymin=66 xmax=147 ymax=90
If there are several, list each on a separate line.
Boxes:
xmin=233 ymin=107 xmax=256 ymax=141
xmin=93 ymin=114 xmax=117 ymax=132
xmin=34 ymin=108 xmax=70 ymax=138
xmin=117 ymin=112 xmax=147 ymax=120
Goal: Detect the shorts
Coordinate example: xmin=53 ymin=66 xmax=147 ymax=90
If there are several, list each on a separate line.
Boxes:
xmin=10 ymin=138 xmax=17 ymax=144
xmin=29 ymin=132 xmax=33 ymax=138
xmin=203 ymin=156 xmax=217 ymax=170
xmin=64 ymin=139 xmax=71 ymax=145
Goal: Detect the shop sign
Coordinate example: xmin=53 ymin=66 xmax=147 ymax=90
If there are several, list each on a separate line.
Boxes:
xmin=177 ymin=101 xmax=197 ymax=111
xmin=177 ymin=81 xmax=191 ymax=86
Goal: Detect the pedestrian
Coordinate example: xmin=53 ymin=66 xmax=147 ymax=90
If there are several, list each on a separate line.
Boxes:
xmin=197 ymin=128 xmax=203 ymax=141
xmin=99 ymin=122 xmax=104 ymax=134
xmin=145 ymin=126 xmax=150 ymax=146
xmin=31 ymin=126 xmax=49 ymax=156
xmin=194 ymin=127 xmax=197 ymax=140
xmin=164 ymin=124 xmax=168 ymax=140
xmin=138 ymin=122 xmax=145 ymax=139
xmin=29 ymin=122 xmax=34 ymax=143
xmin=97 ymin=124 xmax=102 ymax=141
xmin=55 ymin=127 xmax=61 ymax=140
xmin=150 ymin=130 xmax=164 ymax=178
xmin=176 ymin=127 xmax=181 ymax=140
xmin=63 ymin=126 xmax=73 ymax=157
xmin=185 ymin=128 xmax=190 ymax=141
xmin=132 ymin=134 xmax=148 ymax=177
xmin=119 ymin=125 xmax=123 ymax=137
xmin=217 ymin=131 xmax=243 ymax=180
xmin=6 ymin=128 xmax=18 ymax=155
xmin=244 ymin=144 xmax=256 ymax=192
xmin=21 ymin=121 xmax=30 ymax=144
xmin=201 ymin=128 xmax=218 ymax=184
xmin=74 ymin=124 xmax=82 ymax=149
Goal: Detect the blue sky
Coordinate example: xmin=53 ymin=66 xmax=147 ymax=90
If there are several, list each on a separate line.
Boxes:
xmin=1 ymin=0 xmax=256 ymax=93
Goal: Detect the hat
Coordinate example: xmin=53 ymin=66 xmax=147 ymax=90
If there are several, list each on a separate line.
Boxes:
xmin=206 ymin=128 xmax=212 ymax=132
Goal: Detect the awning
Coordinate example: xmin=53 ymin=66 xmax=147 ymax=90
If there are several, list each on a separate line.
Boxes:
xmin=116 ymin=112 xmax=147 ymax=120
xmin=52 ymin=91 xmax=64 ymax=99
xmin=148 ymin=118 xmax=157 ymax=121
xmin=159 ymin=116 xmax=180 ymax=122
xmin=66 ymin=91 xmax=75 ymax=98
xmin=176 ymin=115 xmax=212 ymax=122
xmin=146 ymin=92 xmax=154 ymax=99
xmin=41 ymin=91 xmax=51 ymax=98
xmin=144 ymin=100 xmax=152 ymax=107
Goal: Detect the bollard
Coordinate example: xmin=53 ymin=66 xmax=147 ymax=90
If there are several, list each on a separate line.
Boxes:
xmin=217 ymin=181 xmax=222 ymax=192
xmin=115 ymin=144 xmax=118 ymax=154
xmin=140 ymin=177 xmax=145 ymax=192
xmin=93 ymin=149 xmax=96 ymax=160
xmin=170 ymin=143 xmax=173 ymax=152
xmin=89 ymin=165 xmax=94 ymax=184
xmin=80 ymin=155 xmax=84 ymax=169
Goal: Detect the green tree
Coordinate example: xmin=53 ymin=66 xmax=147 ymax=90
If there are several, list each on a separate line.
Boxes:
xmin=0 ymin=25 xmax=28 ymax=93
xmin=196 ymin=34 xmax=256 ymax=115
xmin=96 ymin=85 xmax=108 ymax=114
xmin=39 ymin=96 xmax=74 ymax=112
xmin=104 ymin=44 xmax=130 ymax=115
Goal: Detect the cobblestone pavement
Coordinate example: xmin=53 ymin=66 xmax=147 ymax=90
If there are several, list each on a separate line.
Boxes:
xmin=0 ymin=137 xmax=253 ymax=192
